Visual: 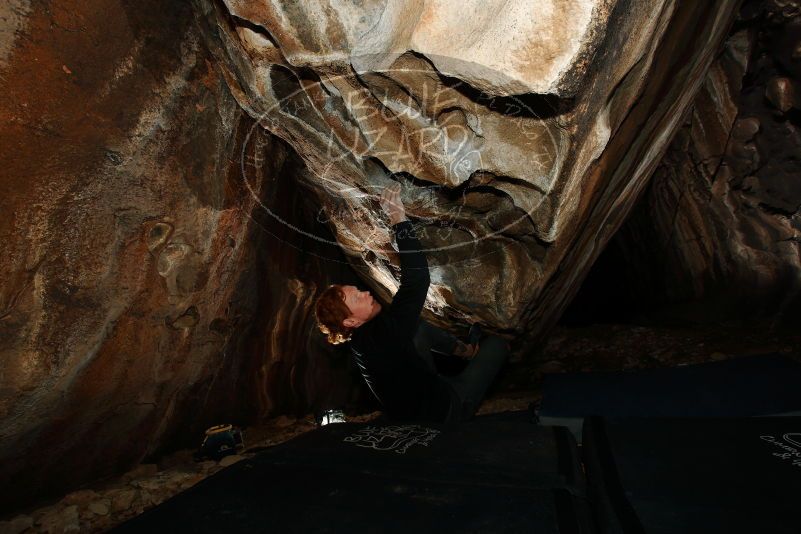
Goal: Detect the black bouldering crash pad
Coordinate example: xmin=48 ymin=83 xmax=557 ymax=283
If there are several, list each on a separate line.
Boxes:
xmin=538 ymin=354 xmax=801 ymax=443
xmin=582 ymin=416 xmax=801 ymax=534
xmin=114 ymin=412 xmax=594 ymax=533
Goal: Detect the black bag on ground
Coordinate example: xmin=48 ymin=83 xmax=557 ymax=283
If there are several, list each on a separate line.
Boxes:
xmin=194 ymin=424 xmax=244 ymax=462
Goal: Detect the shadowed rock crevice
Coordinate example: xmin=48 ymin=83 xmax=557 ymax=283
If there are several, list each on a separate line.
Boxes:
xmin=565 ymin=2 xmax=801 ymax=328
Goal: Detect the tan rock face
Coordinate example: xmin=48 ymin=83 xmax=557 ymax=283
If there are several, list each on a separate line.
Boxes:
xmin=222 ymin=0 xmax=608 ymax=97
xmin=195 ymin=0 xmax=739 ymax=341
xmin=0 ymin=0 xmax=365 ymax=513
xmin=0 ymin=0 xmax=257 ymax=512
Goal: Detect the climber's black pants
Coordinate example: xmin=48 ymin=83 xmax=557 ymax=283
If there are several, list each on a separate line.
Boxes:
xmin=413 ymin=320 xmax=510 ymax=423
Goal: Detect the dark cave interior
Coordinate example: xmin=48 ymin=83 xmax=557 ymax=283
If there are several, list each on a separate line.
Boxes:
xmin=1 ymin=0 xmax=801 ymax=531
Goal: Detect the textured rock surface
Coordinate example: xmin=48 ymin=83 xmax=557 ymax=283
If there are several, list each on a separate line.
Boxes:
xmin=600 ymin=0 xmax=801 ymax=323
xmin=195 ymin=0 xmax=739 ymax=344
xmin=0 ymin=0 xmax=257 ymax=513
xmin=0 ymin=0 xmax=758 ymax=518
xmin=220 ymin=0 xmax=610 ymax=97
xmin=0 ymin=0 xmax=364 ymax=514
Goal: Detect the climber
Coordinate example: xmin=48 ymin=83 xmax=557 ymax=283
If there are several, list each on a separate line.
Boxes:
xmin=314 ymin=183 xmax=510 ymax=422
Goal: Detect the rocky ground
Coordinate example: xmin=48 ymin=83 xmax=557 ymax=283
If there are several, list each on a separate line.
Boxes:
xmin=1 ymin=321 xmax=798 ymax=533
xmin=505 ymin=319 xmax=801 ymax=394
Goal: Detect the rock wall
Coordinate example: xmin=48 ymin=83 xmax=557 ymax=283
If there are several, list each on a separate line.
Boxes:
xmin=194 ymin=0 xmax=740 ymax=345
xmin=597 ymin=0 xmax=801 ymax=324
xmin=0 ymin=0 xmax=363 ymax=513
xmin=0 ymin=0 xmax=750 ymax=515
xmin=240 ymin=149 xmax=375 ymax=420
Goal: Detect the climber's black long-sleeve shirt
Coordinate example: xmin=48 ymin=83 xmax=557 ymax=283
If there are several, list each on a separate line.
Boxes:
xmin=350 ymin=220 xmax=453 ymax=421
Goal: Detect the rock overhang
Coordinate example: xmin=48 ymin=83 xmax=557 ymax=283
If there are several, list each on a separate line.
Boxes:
xmin=223 ymin=0 xmax=613 ymax=98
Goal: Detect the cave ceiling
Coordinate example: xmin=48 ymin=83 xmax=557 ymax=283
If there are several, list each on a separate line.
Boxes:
xmin=195 ymin=0 xmax=740 ymax=342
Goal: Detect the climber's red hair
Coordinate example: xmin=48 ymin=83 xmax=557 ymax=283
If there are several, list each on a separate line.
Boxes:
xmin=314 ymin=284 xmax=354 ymax=345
